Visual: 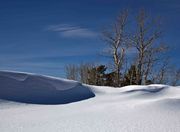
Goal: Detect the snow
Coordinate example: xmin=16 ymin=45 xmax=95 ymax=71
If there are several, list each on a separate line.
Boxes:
xmin=0 ymin=70 xmax=95 ymax=104
xmin=0 ymin=71 xmax=180 ymax=132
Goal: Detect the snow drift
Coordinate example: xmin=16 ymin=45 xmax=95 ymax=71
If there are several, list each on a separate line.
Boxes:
xmin=0 ymin=71 xmax=95 ymax=104
xmin=0 ymin=71 xmax=180 ymax=132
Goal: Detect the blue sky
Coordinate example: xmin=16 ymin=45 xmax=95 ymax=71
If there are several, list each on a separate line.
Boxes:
xmin=0 ymin=0 xmax=180 ymax=77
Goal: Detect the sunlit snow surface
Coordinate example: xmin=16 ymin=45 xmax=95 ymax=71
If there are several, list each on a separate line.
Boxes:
xmin=0 ymin=71 xmax=180 ymax=132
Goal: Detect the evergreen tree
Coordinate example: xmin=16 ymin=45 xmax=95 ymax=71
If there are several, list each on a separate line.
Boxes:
xmin=104 ymin=71 xmax=117 ymax=86
xmin=87 ymin=65 xmax=107 ymax=86
xmin=124 ymin=65 xmax=138 ymax=85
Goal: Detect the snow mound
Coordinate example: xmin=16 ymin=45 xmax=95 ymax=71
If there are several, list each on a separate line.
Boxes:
xmin=90 ymin=84 xmax=180 ymax=109
xmin=90 ymin=84 xmax=171 ymax=95
xmin=0 ymin=71 xmax=95 ymax=104
xmin=120 ymin=84 xmax=180 ymax=99
xmin=0 ymin=72 xmax=180 ymax=132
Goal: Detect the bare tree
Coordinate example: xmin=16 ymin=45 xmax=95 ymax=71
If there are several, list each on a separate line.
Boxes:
xmin=102 ymin=10 xmax=128 ymax=86
xmin=65 ymin=64 xmax=79 ymax=81
xmin=65 ymin=63 xmax=95 ymax=83
xmin=152 ymin=59 xmax=170 ymax=84
xmin=79 ymin=63 xmax=94 ymax=84
xmin=132 ymin=9 xmax=167 ymax=85
xmin=170 ymin=68 xmax=180 ymax=86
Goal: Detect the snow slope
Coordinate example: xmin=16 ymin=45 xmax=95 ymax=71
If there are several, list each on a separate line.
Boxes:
xmin=0 ymin=71 xmax=95 ymax=104
xmin=0 ymin=71 xmax=180 ymax=132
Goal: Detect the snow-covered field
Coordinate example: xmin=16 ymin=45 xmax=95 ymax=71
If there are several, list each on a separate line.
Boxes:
xmin=0 ymin=71 xmax=180 ymax=132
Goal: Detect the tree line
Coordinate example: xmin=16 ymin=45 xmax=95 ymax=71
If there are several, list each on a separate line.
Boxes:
xmin=65 ymin=9 xmax=180 ymax=87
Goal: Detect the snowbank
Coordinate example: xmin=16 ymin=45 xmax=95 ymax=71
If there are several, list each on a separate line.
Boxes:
xmin=0 ymin=71 xmax=180 ymax=132
xmin=0 ymin=71 xmax=95 ymax=104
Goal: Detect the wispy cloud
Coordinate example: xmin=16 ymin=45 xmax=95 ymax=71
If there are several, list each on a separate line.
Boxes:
xmin=46 ymin=24 xmax=98 ymax=38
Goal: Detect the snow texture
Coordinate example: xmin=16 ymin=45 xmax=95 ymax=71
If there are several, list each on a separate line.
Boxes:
xmin=0 ymin=71 xmax=180 ymax=132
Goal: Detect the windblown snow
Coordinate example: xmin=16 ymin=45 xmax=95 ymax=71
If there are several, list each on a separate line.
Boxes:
xmin=0 ymin=71 xmax=95 ymax=104
xmin=0 ymin=71 xmax=180 ymax=132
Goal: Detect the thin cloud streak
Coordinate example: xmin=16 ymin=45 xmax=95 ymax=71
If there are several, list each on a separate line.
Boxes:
xmin=46 ymin=24 xmax=98 ymax=38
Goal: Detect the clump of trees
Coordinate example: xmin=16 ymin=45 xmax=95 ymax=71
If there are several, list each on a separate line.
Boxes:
xmin=66 ymin=63 xmax=107 ymax=86
xmin=65 ymin=9 xmax=180 ymax=87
